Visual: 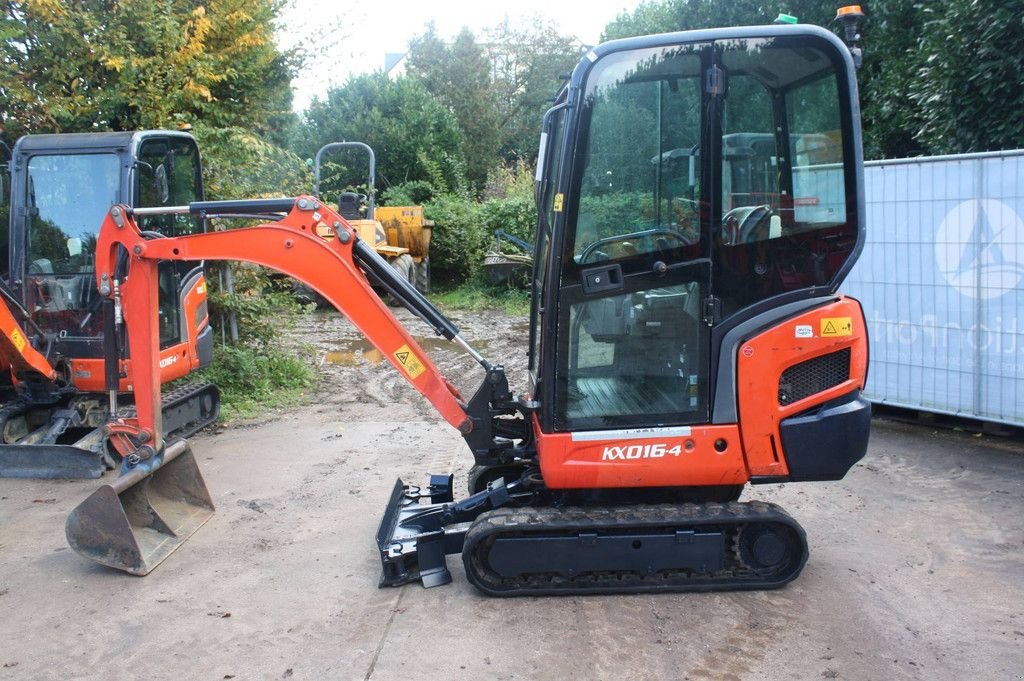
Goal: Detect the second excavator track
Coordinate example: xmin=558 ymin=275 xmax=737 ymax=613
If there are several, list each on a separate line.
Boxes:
xmin=462 ymin=501 xmax=808 ymax=597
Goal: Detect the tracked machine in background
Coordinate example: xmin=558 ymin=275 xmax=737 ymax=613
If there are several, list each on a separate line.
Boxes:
xmin=66 ymin=12 xmax=872 ymax=594
xmin=0 ymin=131 xmax=219 ymax=479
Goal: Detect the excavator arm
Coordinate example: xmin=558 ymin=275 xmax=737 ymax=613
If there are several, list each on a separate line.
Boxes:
xmin=66 ymin=195 xmax=517 ymax=576
xmin=93 ymin=196 xmax=473 ymax=463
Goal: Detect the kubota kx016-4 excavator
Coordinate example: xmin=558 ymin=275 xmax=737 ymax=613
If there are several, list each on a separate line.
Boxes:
xmin=0 ymin=131 xmax=219 ymax=479
xmin=65 ymin=16 xmax=871 ymax=594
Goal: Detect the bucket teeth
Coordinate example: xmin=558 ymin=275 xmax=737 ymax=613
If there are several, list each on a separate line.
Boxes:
xmin=65 ymin=440 xmax=214 ymax=575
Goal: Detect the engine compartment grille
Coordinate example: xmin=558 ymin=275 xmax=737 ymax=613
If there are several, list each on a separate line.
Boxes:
xmin=778 ymin=348 xmax=851 ymax=406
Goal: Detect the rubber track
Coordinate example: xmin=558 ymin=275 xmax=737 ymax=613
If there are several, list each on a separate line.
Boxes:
xmin=118 ymin=382 xmax=220 ymax=439
xmin=462 ymin=501 xmax=808 ymax=597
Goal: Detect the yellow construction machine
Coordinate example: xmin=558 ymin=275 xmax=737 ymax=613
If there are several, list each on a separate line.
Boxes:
xmin=314 ymin=142 xmax=432 ymax=293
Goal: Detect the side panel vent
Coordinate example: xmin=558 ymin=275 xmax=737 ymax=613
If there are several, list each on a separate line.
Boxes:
xmin=778 ymin=348 xmax=851 ymax=406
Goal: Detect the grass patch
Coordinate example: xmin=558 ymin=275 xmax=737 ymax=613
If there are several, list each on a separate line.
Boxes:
xmin=193 ymin=344 xmax=315 ymax=421
xmin=431 ymin=281 xmax=531 ymax=316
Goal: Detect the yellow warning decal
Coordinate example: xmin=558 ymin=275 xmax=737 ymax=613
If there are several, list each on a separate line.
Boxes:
xmin=820 ymin=317 xmax=853 ymax=337
xmin=393 ymin=344 xmax=426 ymax=379
xmin=9 ymin=328 xmax=26 ymax=352
xmin=553 ymin=193 xmax=564 ymax=212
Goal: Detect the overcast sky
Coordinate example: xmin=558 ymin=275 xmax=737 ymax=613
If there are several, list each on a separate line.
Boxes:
xmin=276 ymin=0 xmax=645 ymax=111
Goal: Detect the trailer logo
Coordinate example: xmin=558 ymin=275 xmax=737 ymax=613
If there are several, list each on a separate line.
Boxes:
xmin=936 ymin=199 xmax=1024 ymax=300
xmin=601 ymin=443 xmax=683 ymax=460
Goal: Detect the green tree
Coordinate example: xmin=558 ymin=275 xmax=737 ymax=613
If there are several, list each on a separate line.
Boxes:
xmin=909 ymin=0 xmax=1024 ymax=154
xmin=0 ymin=0 xmax=296 ymax=138
xmin=602 ymin=0 xmax=835 ymax=40
xmin=190 ymin=121 xmax=309 ymax=199
xmin=483 ymin=18 xmax=581 ymax=163
xmin=406 ymin=26 xmax=502 ymax=192
xmin=601 ymin=0 xmax=1024 ymax=157
xmin=857 ymin=0 xmax=928 ymax=158
xmin=297 ymin=73 xmax=467 ymax=200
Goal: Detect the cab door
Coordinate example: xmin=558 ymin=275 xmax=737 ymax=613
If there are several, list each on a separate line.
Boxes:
xmin=133 ymin=136 xmax=206 ymax=352
xmin=545 ymin=42 xmax=714 ymax=433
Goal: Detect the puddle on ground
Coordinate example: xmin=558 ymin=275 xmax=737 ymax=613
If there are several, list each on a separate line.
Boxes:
xmin=322 ymin=336 xmax=490 ymax=366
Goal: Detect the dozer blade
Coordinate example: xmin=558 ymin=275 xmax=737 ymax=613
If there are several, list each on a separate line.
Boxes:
xmin=65 ymin=439 xmax=214 ymax=575
xmin=0 ymin=444 xmax=104 ymax=479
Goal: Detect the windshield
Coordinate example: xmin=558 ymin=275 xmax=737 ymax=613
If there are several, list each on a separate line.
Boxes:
xmin=567 ymin=36 xmax=856 ymax=305
xmin=26 ymin=153 xmax=119 ymax=277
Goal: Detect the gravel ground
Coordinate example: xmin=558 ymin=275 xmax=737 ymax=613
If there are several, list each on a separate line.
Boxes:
xmin=0 ymin=307 xmax=1021 ymax=681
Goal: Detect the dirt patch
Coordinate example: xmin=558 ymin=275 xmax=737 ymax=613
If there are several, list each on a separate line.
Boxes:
xmin=288 ymin=306 xmax=530 ymax=422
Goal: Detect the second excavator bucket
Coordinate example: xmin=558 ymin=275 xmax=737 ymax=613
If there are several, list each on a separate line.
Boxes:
xmin=65 ymin=439 xmax=214 ymax=575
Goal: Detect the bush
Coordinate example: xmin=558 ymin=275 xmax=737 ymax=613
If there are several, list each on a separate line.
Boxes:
xmin=480 ymin=195 xmax=536 ymax=250
xmin=194 ymin=344 xmax=313 ymax=419
xmin=423 ymin=194 xmax=485 ymax=285
xmin=380 ymin=180 xmax=438 ymax=206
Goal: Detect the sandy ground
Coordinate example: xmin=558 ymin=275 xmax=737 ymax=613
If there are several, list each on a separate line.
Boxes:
xmin=1 ymin=308 xmax=1022 ymax=681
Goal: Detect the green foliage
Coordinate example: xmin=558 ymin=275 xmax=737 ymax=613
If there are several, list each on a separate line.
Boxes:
xmin=0 ymin=0 xmax=296 ymax=138
xmin=405 ymin=20 xmax=581 ymax=193
xmin=194 ymin=343 xmax=313 ymax=419
xmin=407 ymin=26 xmax=502 ymax=192
xmin=909 ymin=0 xmax=1024 ymax=153
xmin=198 ymin=265 xmax=314 ymax=419
xmin=191 ymin=122 xmax=310 ymax=199
xmin=601 ymin=0 xmax=1024 ymax=157
xmin=481 ymin=196 xmax=536 ymax=248
xmin=380 ymin=181 xmax=437 ymax=206
xmin=421 ymin=160 xmax=541 ymax=287
xmin=422 ymin=194 xmax=486 ymax=285
xmin=602 ymin=0 xmax=834 ymax=40
xmin=296 ymin=73 xmax=466 ymax=199
xmin=432 ymin=281 xmax=531 ymax=316
xmin=483 ymin=19 xmax=582 ymax=166
xmin=857 ymin=0 xmax=928 ymax=158
xmin=479 ymin=160 xmax=538 ymax=251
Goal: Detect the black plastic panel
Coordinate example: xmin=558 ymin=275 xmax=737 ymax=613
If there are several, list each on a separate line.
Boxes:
xmin=779 ymin=390 xmax=871 ymax=481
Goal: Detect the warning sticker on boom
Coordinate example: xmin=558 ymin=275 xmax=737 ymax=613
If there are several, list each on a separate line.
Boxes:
xmin=393 ymin=344 xmax=426 ymax=379
xmin=820 ymin=317 xmax=853 ymax=337
xmin=9 ymin=328 xmax=26 ymax=352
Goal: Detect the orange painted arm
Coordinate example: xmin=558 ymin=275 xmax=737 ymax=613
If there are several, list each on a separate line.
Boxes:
xmin=95 ymin=197 xmax=471 ymax=456
xmin=0 ymin=296 xmax=57 ymax=380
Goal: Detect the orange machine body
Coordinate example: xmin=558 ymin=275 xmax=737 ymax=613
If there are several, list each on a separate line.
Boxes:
xmin=536 ymin=297 xmax=868 ymax=489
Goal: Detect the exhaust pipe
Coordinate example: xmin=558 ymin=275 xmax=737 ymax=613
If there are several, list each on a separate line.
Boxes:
xmin=65 ymin=439 xmax=215 ymax=575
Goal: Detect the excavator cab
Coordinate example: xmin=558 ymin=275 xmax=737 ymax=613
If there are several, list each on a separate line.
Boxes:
xmin=12 ymin=132 xmax=210 ymax=363
xmin=532 ymin=26 xmax=862 ymax=439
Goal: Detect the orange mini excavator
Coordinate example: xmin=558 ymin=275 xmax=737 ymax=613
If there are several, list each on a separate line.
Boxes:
xmin=0 ymin=131 xmax=218 ymax=480
xmin=65 ymin=13 xmax=871 ymax=594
